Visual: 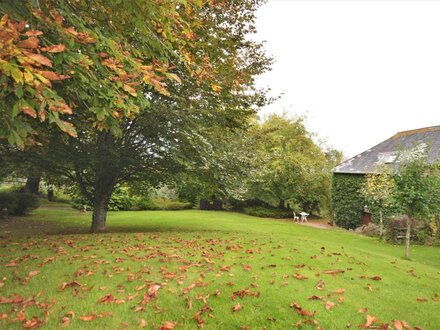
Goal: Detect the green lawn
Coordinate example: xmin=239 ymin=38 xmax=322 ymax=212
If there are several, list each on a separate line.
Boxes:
xmin=0 ymin=202 xmax=439 ymax=329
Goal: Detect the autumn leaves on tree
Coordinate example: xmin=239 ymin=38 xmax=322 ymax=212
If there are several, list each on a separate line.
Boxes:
xmin=0 ymin=0 xmax=271 ymax=232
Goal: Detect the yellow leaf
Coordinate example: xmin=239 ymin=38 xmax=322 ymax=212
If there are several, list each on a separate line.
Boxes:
xmin=211 ymin=84 xmax=222 ymax=93
xmin=123 ymin=84 xmax=137 ymax=97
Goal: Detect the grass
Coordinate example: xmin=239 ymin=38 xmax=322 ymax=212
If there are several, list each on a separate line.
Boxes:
xmin=0 ymin=201 xmax=439 ymax=329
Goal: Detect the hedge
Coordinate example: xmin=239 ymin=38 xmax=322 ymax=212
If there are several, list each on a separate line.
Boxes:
xmin=331 ymin=173 xmax=366 ymax=229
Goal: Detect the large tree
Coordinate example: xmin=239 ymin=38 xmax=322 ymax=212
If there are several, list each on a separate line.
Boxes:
xmin=0 ymin=1 xmax=271 ymax=231
xmin=245 ymin=114 xmax=340 ymax=214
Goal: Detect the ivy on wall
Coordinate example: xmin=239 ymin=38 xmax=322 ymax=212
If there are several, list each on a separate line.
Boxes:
xmin=331 ymin=174 xmax=366 ymax=229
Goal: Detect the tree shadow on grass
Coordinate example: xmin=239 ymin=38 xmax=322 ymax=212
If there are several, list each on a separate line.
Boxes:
xmin=0 ymin=215 xmax=233 ymax=239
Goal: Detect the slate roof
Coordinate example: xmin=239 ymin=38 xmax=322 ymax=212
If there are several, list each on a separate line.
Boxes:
xmin=333 ymin=126 xmax=440 ymax=174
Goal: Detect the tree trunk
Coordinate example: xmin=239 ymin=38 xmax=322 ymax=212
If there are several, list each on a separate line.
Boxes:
xmin=89 ymin=132 xmax=119 ymax=233
xmin=24 ymin=175 xmax=41 ymax=194
xmin=278 ymin=199 xmax=285 ymax=209
xmin=379 ymin=209 xmax=383 ymax=238
xmin=405 ymin=217 xmax=411 ymax=259
xmin=91 ymin=196 xmax=109 ymax=233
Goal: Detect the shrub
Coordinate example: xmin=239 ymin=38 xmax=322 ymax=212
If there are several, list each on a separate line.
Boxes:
xmin=14 ymin=193 xmax=40 ymax=215
xmin=243 ymin=206 xmax=293 ymax=218
xmin=132 ymin=196 xmax=156 ymax=210
xmin=355 ymin=223 xmax=381 ymax=237
xmin=71 ymin=186 xmax=134 ymax=211
xmin=386 ymin=216 xmax=434 ymax=245
xmin=152 ymin=198 xmax=191 ymax=210
xmin=0 ymin=190 xmax=18 ymax=216
xmin=107 ymin=186 xmax=133 ymax=211
xmin=0 ymin=190 xmax=40 ymax=216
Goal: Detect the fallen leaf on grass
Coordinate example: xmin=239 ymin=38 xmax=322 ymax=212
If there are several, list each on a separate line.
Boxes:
xmin=393 ymin=319 xmax=413 ymax=330
xmin=334 ymin=288 xmax=345 ymax=295
xmin=308 ymin=295 xmax=324 ymax=300
xmin=315 ymin=280 xmax=325 ymax=290
xmin=98 ymin=294 xmax=115 ymax=304
xmin=139 ymin=318 xmax=147 ymax=328
xmin=23 ymin=316 xmax=44 ymax=329
xmin=293 ymin=273 xmax=308 ymax=280
xmin=231 ymin=289 xmax=259 ymax=300
xmin=370 ymin=276 xmax=382 ymax=281
xmin=416 ymin=297 xmax=427 ymax=302
xmin=61 ymin=311 xmax=75 ymax=327
xmin=323 ymin=269 xmax=345 ymax=275
xmin=325 ymin=301 xmax=336 ymax=310
xmin=232 ymin=303 xmax=242 ymax=312
xmin=28 ymin=271 xmax=40 ymax=277
xmin=290 ymin=302 xmax=316 ymax=317
xmin=159 ymin=321 xmax=176 ymax=329
xmin=79 ymin=314 xmax=96 ymax=321
xmin=358 ymin=307 xmax=368 ymax=313
xmin=60 ymin=281 xmax=81 ymax=290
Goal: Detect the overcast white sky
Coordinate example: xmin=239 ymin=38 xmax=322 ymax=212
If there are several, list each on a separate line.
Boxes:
xmin=255 ymin=0 xmax=440 ymax=159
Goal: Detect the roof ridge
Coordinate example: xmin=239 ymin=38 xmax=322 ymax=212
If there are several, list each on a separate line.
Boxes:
xmin=393 ymin=125 xmax=440 ymax=139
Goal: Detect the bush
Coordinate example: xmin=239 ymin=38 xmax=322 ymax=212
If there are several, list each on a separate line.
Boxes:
xmin=386 ymin=216 xmax=434 ymax=245
xmin=243 ymin=206 xmax=293 ymax=218
xmin=71 ymin=186 xmax=134 ymax=211
xmin=14 ymin=193 xmax=40 ymax=215
xmin=133 ymin=197 xmax=192 ymax=210
xmin=0 ymin=191 xmax=18 ymax=216
xmin=0 ymin=190 xmax=40 ymax=216
xmin=355 ymin=223 xmax=382 ymax=237
xmin=107 ymin=186 xmax=133 ymax=211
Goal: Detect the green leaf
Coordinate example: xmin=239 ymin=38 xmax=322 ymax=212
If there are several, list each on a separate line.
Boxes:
xmin=15 ymin=85 xmax=24 ymax=98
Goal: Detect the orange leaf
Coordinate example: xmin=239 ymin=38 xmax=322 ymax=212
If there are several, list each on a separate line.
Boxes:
xmin=17 ymin=37 xmax=39 ymax=49
xmin=24 ymin=30 xmax=43 ymax=37
xmin=315 ymin=279 xmax=325 ymax=290
xmin=393 ymin=320 xmax=403 ymax=330
xmin=293 ymin=273 xmax=308 ymax=280
xmin=159 ymin=321 xmax=176 ymax=330
xmin=79 ymin=314 xmax=96 ymax=321
xmin=323 ymin=269 xmax=345 ymax=275
xmin=123 ymin=84 xmax=137 ymax=97
xmin=139 ymin=318 xmax=147 ymax=328
xmin=365 ymin=315 xmax=378 ymax=327
xmin=23 ymin=317 xmax=44 ymax=329
xmin=416 ymin=297 xmax=427 ymax=302
xmin=232 ymin=303 xmax=242 ymax=312
xmin=358 ymin=307 xmax=368 ymax=313
xmin=98 ymin=294 xmax=115 ymax=304
xmin=334 ymin=288 xmax=345 ymax=295
xmin=26 ymin=53 xmax=52 ymax=67
xmin=41 ymin=44 xmax=66 ymax=53
xmin=40 ymin=70 xmax=69 ymax=81
xmin=28 ymin=270 xmax=40 ymax=277
xmin=325 ymin=301 xmax=335 ymax=310
xmin=370 ymin=276 xmax=382 ymax=281
xmin=20 ymin=105 xmax=37 ymax=118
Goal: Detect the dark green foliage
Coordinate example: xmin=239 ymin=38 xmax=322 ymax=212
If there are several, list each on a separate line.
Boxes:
xmin=72 ymin=187 xmax=192 ymax=212
xmin=71 ymin=186 xmax=132 ymax=211
xmin=386 ymin=216 xmax=435 ymax=245
xmin=0 ymin=190 xmax=40 ymax=216
xmin=243 ymin=207 xmax=293 ymax=219
xmin=0 ymin=190 xmax=17 ymax=216
xmin=132 ymin=197 xmax=192 ymax=211
xmin=331 ymin=174 xmax=366 ymax=229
